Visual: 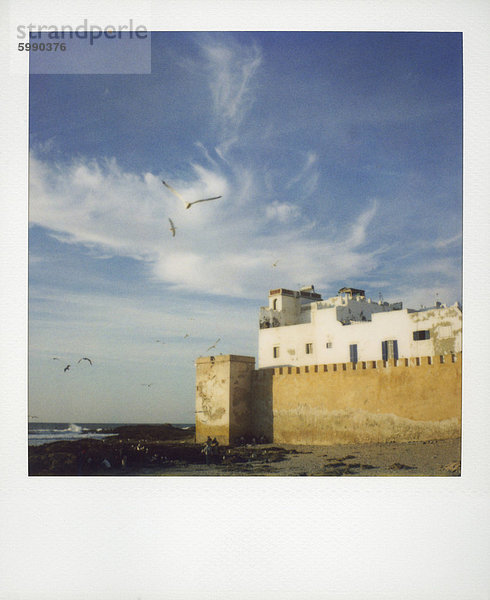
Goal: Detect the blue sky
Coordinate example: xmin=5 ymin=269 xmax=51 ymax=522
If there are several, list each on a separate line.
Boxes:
xmin=28 ymin=31 xmax=462 ymax=422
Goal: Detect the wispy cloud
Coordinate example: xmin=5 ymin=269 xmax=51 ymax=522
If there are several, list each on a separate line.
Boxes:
xmin=30 ymin=152 xmax=387 ymax=300
xmin=402 ymin=257 xmax=460 ymax=277
xmin=194 ymin=141 xmax=218 ymax=167
xmin=344 ymin=200 xmax=378 ymax=247
xmin=392 ymin=284 xmax=460 ymax=310
xmin=202 ymin=39 xmax=262 ymax=126
xmin=29 ymin=285 xmax=258 ymax=365
xmin=197 ymin=37 xmax=262 ymax=156
xmin=265 ymin=201 xmax=300 ymax=223
xmin=432 ymin=233 xmax=462 ymax=249
xmin=286 ymin=151 xmax=320 ymax=196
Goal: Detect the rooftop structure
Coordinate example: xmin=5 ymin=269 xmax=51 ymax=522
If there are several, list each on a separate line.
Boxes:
xmin=258 ymin=285 xmax=461 ymax=368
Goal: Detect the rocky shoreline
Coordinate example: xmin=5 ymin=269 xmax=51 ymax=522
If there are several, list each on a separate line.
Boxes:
xmin=28 ymin=424 xmax=461 ymax=476
xmin=28 ymin=424 xmax=292 ymax=476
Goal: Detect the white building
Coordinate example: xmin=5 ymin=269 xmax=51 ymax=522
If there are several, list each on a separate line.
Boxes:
xmin=258 ymin=286 xmax=462 ymax=368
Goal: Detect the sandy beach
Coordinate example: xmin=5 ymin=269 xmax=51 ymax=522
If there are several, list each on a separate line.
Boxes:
xmin=28 ymin=424 xmax=461 ymax=477
xmin=149 ymin=438 xmax=461 ymax=477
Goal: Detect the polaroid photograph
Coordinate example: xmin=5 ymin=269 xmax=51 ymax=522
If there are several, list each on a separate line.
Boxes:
xmin=2 ymin=1 xmax=489 ymax=598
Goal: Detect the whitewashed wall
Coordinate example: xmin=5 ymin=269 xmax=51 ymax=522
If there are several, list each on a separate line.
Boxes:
xmin=258 ymin=292 xmax=461 ymax=368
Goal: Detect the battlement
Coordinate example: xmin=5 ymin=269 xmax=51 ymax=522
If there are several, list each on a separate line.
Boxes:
xmin=272 ymin=352 xmax=461 ymax=375
xmin=196 ymin=354 xmax=255 ymax=365
xmin=196 ymin=352 xmax=462 ymax=446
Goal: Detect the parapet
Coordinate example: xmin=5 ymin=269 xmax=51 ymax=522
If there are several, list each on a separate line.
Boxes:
xmin=195 ymin=354 xmax=256 ymax=365
xmin=271 ymin=352 xmax=461 ymax=375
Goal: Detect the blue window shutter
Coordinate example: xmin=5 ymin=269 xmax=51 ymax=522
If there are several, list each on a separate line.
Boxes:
xmin=381 ymin=341 xmax=387 ymax=361
xmin=350 ymin=344 xmax=358 ymax=363
xmin=393 ymin=340 xmax=399 ymax=360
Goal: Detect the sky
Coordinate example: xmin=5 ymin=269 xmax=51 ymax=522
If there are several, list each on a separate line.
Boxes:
xmin=28 ymin=31 xmax=463 ymax=423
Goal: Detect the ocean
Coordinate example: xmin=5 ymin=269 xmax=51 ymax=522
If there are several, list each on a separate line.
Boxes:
xmin=28 ymin=422 xmax=194 ymax=446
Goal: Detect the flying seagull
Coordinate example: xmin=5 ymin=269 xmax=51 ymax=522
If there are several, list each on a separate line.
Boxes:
xmin=272 ymin=260 xmax=279 ymax=268
xmin=162 ymin=180 xmax=221 ymax=210
xmin=168 ymin=218 xmax=176 ymax=237
xmin=64 ymin=365 xmax=71 ymax=372
xmin=141 ymin=383 xmax=153 ymax=388
xmin=206 ymin=338 xmax=221 ymax=352
xmin=184 ymin=333 xmax=190 ymax=338
xmin=78 ymin=357 xmax=93 ymax=365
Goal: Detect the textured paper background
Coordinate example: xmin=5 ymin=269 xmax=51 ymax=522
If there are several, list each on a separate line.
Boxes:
xmin=1 ymin=1 xmax=489 ymax=598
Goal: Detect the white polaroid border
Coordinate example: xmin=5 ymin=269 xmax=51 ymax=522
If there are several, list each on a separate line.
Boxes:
xmin=1 ymin=1 xmax=489 ymax=598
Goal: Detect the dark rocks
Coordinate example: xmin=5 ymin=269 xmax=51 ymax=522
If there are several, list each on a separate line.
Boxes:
xmin=389 ymin=462 xmax=415 ymax=470
xmin=443 ymin=461 xmax=461 ymax=475
xmin=28 ymin=425 xmax=291 ymax=476
xmin=29 ymin=425 xmax=196 ymax=476
xmin=105 ymin=424 xmax=195 ymax=441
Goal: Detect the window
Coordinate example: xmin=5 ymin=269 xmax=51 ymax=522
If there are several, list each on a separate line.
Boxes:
xmin=273 ymin=346 xmax=280 ymax=358
xmin=413 ymin=330 xmax=430 ymax=341
xmin=325 ymin=342 xmax=332 ymax=349
xmin=381 ymin=340 xmax=398 ymax=360
xmin=272 ymin=298 xmax=278 ymax=310
xmin=349 ymin=344 xmax=358 ymax=363
xmin=305 ymin=343 xmax=313 ymax=354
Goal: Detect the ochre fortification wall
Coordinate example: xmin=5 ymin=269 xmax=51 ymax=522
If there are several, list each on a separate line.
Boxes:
xmin=266 ymin=353 xmax=462 ymax=445
xmin=195 ymin=353 xmax=462 ymax=446
xmin=196 ymin=355 xmax=255 ymax=444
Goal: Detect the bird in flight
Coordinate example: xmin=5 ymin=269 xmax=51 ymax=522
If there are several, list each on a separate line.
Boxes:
xmin=29 ymin=415 xmax=39 ymax=419
xmin=162 ymin=180 xmax=221 ymax=210
xmin=184 ymin=333 xmax=190 ymax=338
xmin=272 ymin=260 xmax=279 ymax=268
xmin=168 ymin=218 xmax=176 ymax=237
xmin=206 ymin=338 xmax=221 ymax=352
xmin=64 ymin=365 xmax=71 ymax=372
xmin=78 ymin=357 xmax=93 ymax=366
xmin=141 ymin=383 xmax=153 ymax=388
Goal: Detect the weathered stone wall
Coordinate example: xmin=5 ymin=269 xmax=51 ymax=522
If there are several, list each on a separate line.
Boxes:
xmin=196 ymin=353 xmax=462 ymax=446
xmin=195 ymin=355 xmax=255 ymax=444
xmin=195 ymin=356 xmax=231 ymax=444
xmin=229 ymin=357 xmax=256 ymax=442
xmin=251 ymin=369 xmax=274 ymax=441
xmin=268 ymin=353 xmax=462 ymax=445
